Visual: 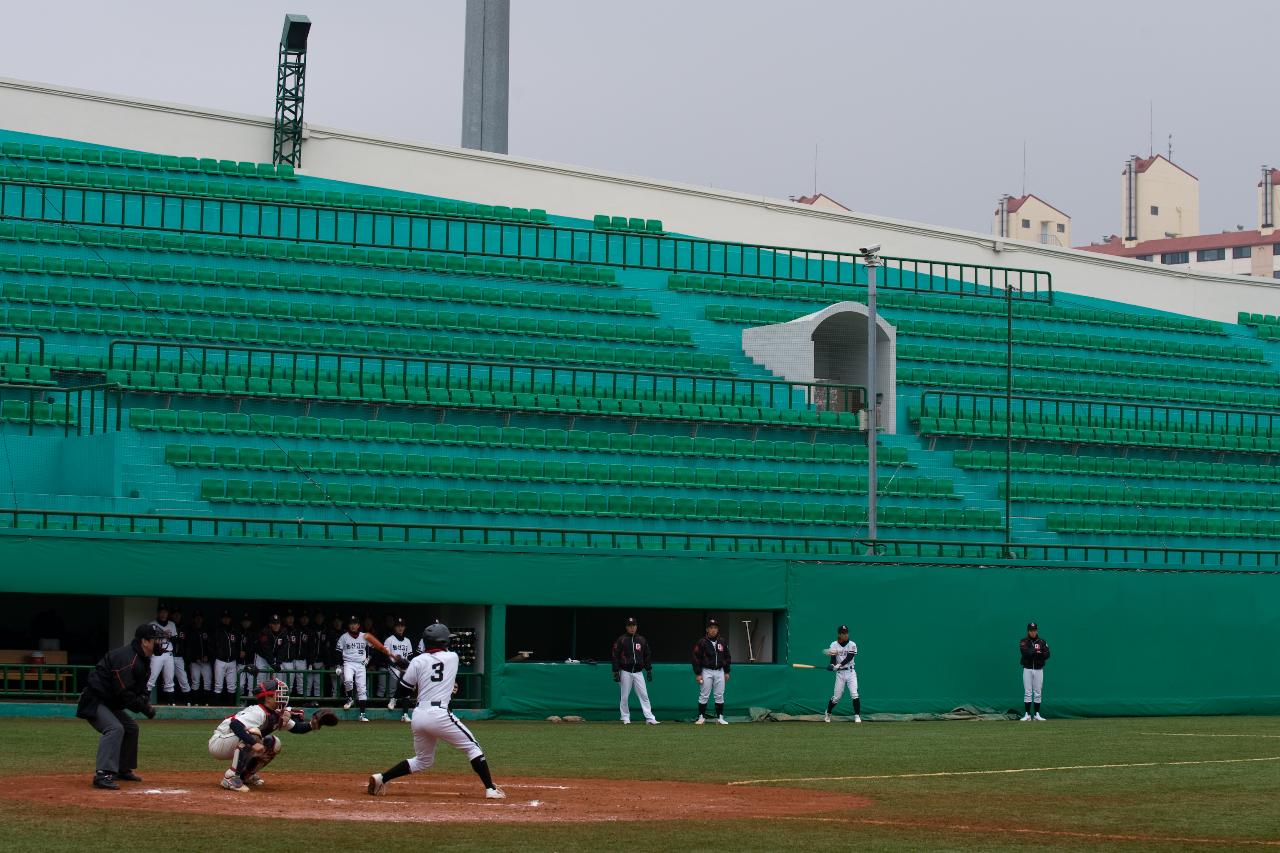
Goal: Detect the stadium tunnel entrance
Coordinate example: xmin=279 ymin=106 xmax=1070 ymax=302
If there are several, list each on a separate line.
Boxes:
xmin=741 ymin=301 xmax=897 ymax=433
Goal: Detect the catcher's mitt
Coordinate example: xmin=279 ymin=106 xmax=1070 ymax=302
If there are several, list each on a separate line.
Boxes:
xmin=310 ymin=710 xmax=340 ymax=729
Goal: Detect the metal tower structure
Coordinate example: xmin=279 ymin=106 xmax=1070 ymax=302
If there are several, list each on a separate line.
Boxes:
xmin=273 ymin=14 xmax=312 ymax=167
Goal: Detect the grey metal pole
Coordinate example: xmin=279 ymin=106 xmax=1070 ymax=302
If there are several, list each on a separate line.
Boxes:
xmin=865 ymin=254 xmax=880 ymax=542
xmin=461 ymin=0 xmax=510 ymax=154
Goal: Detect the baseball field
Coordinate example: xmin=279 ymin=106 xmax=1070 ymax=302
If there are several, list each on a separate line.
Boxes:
xmin=1 ymin=715 xmax=1278 ymax=851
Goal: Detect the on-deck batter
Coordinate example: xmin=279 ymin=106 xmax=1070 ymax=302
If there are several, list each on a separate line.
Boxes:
xmin=823 ymin=624 xmax=862 ymax=723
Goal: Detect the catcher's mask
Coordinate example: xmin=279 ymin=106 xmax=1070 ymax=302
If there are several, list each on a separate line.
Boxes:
xmin=254 ymin=678 xmax=289 ymax=709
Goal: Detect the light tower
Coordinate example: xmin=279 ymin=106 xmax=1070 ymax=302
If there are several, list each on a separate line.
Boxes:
xmin=461 ymin=0 xmax=510 ymax=154
xmin=273 ymin=14 xmax=312 ymax=167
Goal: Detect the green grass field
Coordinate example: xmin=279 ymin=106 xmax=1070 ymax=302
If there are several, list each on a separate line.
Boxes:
xmin=2 ymin=715 xmax=1278 ymax=851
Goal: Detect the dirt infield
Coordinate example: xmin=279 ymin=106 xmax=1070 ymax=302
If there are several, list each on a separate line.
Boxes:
xmin=0 ymin=772 xmax=871 ymax=824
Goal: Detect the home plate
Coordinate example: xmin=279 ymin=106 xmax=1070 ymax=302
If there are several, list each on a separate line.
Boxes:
xmin=140 ymin=789 xmax=188 ymax=795
xmin=506 ymin=784 xmax=571 ymax=790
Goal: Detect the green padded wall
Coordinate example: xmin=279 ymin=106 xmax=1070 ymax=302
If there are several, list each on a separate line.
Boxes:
xmin=1 ymin=534 xmax=1276 ymax=718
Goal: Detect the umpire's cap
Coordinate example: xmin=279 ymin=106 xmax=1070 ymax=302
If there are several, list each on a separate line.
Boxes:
xmin=135 ymin=623 xmax=165 ymax=641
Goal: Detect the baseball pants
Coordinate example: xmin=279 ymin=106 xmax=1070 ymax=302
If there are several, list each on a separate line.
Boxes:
xmin=189 ymin=661 xmax=213 ymax=693
xmin=146 ymin=652 xmax=181 ymax=693
xmin=170 ymin=657 xmax=191 ymax=693
xmin=304 ymin=662 xmax=322 ymax=697
xmin=407 ymin=706 xmax=484 ymax=771
xmin=342 ymin=661 xmax=368 ymax=700
xmin=280 ymin=660 xmax=304 ymax=694
xmin=88 ymin=705 xmax=139 ymax=776
xmin=697 ymin=669 xmax=726 ymax=704
xmin=207 ymin=730 xmax=281 ymax=762
xmin=831 ymin=668 xmax=859 ymax=702
xmin=1022 ymin=668 xmax=1044 ymax=704
xmin=213 ymin=660 xmax=238 ymax=698
xmin=619 ymin=671 xmax=656 ymax=723
xmin=252 ymin=655 xmax=279 ymax=683
xmin=239 ymin=662 xmax=258 ymax=694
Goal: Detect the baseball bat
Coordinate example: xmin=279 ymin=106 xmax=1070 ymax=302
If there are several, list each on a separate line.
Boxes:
xmin=791 ymin=663 xmax=817 ymax=669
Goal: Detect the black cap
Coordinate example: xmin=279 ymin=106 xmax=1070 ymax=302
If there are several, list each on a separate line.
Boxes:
xmin=707 ymin=618 xmax=719 ymax=627
xmin=625 ymin=616 xmax=637 ymax=626
xmin=268 ymin=613 xmax=281 ymax=623
xmin=170 ymin=604 xmax=182 ymax=614
xmin=1027 ymin=622 xmax=1038 ymax=630
xmin=241 ymin=611 xmax=252 ymax=621
xmin=135 ymin=623 xmax=165 ymax=640
xmin=394 ymin=617 xmax=406 ymax=626
xmin=285 ymin=609 xmax=294 ymax=618
xmin=220 ymin=609 xmax=231 ymax=618
xmin=838 ymin=625 xmax=849 ymax=633
xmin=348 ymin=614 xmax=360 ymax=624
xmin=192 ymin=609 xmax=203 ymax=618
xmin=156 ymin=602 xmax=169 ymax=612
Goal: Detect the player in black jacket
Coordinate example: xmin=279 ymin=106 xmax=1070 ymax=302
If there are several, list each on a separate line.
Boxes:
xmin=212 ymin=610 xmax=240 ymax=705
xmin=255 ymin=613 xmax=288 ymax=678
xmin=76 ymin=624 xmax=163 ymax=789
xmin=692 ymin=618 xmax=731 ymax=725
xmin=187 ymin=610 xmax=213 ymax=706
xmin=611 ymin=617 xmax=658 ymax=725
xmin=1019 ymin=621 xmax=1051 ymax=721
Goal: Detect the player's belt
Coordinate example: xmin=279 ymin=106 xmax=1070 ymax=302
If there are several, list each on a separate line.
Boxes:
xmin=428 ymin=701 xmax=446 ymax=707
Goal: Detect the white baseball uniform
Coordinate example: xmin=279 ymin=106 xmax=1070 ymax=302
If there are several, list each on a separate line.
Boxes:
xmin=336 ymin=631 xmax=368 ymax=700
xmin=146 ymin=619 xmax=190 ymax=693
xmin=208 ymin=703 xmax=296 ymax=761
xmin=827 ymin=639 xmax=858 ymax=702
xmin=401 ymin=649 xmax=485 ymax=771
xmin=384 ymin=634 xmax=412 ymax=696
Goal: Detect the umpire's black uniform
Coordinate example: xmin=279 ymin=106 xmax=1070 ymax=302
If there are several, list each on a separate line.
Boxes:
xmin=76 ymin=624 xmax=162 ymax=789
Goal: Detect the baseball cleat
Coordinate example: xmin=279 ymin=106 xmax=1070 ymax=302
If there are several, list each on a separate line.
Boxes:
xmin=401 ymin=713 xmax=411 ymax=722
xmin=645 ymin=719 xmax=661 ymax=725
xmin=358 ymin=713 xmax=370 ymax=722
xmin=92 ymin=772 xmax=118 ymax=790
xmin=694 ymin=716 xmax=705 ymax=725
xmin=485 ymin=787 xmax=507 ymax=799
xmin=1020 ymin=713 xmax=1032 ymax=721
xmin=621 ymin=720 xmax=630 ymax=725
xmin=343 ymin=698 xmax=354 ymax=709
xmin=387 ymin=698 xmax=396 ymax=710
xmin=716 ymin=716 xmax=729 ymax=725
xmin=823 ymin=713 xmax=831 ymax=723
xmin=854 ymin=715 xmax=862 ymax=723
xmin=246 ymin=774 xmax=265 ymax=787
xmin=221 ymin=775 xmax=249 ymax=792
xmin=1034 ymin=713 xmax=1047 ymax=721
xmin=116 ymin=771 xmax=143 ymax=782
xmin=367 ymin=773 xmax=386 ymax=796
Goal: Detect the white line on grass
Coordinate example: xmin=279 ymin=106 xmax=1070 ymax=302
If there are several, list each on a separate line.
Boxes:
xmin=1140 ymin=731 xmax=1280 ymax=739
xmin=727 ymin=755 xmax=1280 ymax=786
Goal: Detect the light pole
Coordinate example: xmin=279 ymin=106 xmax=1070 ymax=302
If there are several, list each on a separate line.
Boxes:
xmin=860 ymin=244 xmax=882 ymax=543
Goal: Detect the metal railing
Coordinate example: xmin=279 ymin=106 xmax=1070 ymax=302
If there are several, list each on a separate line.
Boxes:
xmin=0 ymin=331 xmax=44 ymax=365
xmin=0 ymin=663 xmax=482 ymax=708
xmin=0 ymin=382 xmax=122 ymax=436
xmin=2 ymin=509 xmax=1278 ymax=570
xmin=104 ymin=340 xmax=866 ymax=414
xmin=0 ymin=178 xmax=1052 ymax=298
xmin=920 ymin=391 xmax=1280 ymax=438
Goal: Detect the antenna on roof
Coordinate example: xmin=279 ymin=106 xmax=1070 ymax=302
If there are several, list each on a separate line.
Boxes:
xmin=1167 ymin=133 xmax=1173 ymax=162
xmin=813 ymin=143 xmax=818 ymax=197
xmin=1021 ymin=141 xmax=1027 ymax=197
xmin=1148 ymin=101 xmax=1153 ymax=157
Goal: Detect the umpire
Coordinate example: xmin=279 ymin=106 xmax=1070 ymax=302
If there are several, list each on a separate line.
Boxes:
xmin=76 ymin=624 xmax=163 ymax=789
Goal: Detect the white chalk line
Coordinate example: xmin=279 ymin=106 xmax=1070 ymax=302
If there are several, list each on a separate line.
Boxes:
xmin=1140 ymin=731 xmax=1280 ymax=739
xmin=775 ymin=816 xmax=1280 ymax=847
xmin=728 ymin=754 xmax=1280 ymax=785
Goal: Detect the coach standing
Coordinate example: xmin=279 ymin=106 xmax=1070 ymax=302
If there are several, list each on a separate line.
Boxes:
xmin=612 ymin=617 xmax=658 ymax=725
xmin=1019 ymin=621 xmax=1050 ymax=721
xmin=692 ymin=618 xmax=731 ymax=725
xmin=76 ymin=624 xmax=163 ymax=789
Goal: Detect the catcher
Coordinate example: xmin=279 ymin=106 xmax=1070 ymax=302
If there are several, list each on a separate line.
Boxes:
xmin=207 ymin=678 xmax=338 ymax=791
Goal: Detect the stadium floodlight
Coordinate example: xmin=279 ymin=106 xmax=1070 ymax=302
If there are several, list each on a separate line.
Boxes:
xmin=859 ymin=245 xmax=883 ymax=542
xmin=273 ymin=14 xmax=312 ymax=167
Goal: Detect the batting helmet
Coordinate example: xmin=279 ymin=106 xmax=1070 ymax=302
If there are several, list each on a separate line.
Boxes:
xmin=421 ymin=622 xmax=452 ymax=648
xmin=254 ymin=678 xmax=290 ymax=707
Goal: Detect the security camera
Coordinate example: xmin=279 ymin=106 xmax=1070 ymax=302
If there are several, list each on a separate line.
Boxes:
xmin=859 ymin=244 xmax=881 ymax=255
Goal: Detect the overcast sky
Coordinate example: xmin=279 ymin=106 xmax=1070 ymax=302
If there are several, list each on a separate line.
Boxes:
xmin=2 ymin=0 xmax=1276 ymax=245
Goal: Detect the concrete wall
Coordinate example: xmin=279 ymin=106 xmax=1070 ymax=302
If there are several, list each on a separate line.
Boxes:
xmin=994 ymin=196 xmax=1070 ymax=247
xmin=2 ymin=76 xmax=1278 ymax=322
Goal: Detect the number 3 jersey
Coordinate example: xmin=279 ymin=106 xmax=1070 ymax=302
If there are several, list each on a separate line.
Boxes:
xmin=403 ymin=649 xmax=458 ymax=706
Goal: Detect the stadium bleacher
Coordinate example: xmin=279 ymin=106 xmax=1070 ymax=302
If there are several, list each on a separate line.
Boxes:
xmin=1 ymin=128 xmax=1279 ymax=554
